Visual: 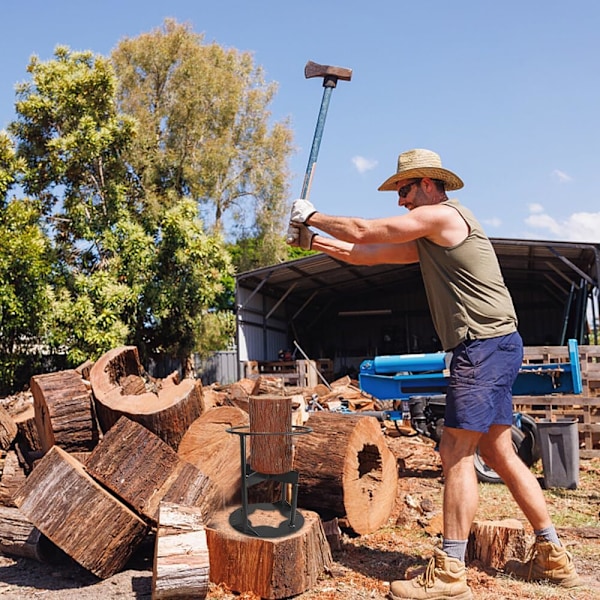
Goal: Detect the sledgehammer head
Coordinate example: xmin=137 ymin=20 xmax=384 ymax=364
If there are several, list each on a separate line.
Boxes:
xmin=304 ymin=60 xmax=352 ymax=85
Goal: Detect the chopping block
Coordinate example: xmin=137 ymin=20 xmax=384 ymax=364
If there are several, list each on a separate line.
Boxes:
xmin=205 ymin=506 xmax=332 ymax=599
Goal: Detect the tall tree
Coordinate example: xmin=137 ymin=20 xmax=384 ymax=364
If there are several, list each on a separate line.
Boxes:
xmin=0 ymin=133 xmax=54 ymax=391
xmin=111 ymin=19 xmax=294 ymax=265
xmin=8 ymin=44 xmax=235 ymax=372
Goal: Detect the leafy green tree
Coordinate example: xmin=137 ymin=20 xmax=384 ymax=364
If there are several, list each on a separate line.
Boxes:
xmin=111 ymin=19 xmax=294 ymax=266
xmin=142 ymin=198 xmax=234 ymax=375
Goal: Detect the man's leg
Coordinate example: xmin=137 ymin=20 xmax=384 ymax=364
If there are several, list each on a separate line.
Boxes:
xmin=478 ymin=425 xmax=581 ymax=587
xmin=389 ymin=426 xmax=478 ymax=600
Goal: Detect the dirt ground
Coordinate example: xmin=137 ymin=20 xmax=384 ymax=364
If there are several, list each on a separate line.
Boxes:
xmin=1 ymin=427 xmax=599 ymax=599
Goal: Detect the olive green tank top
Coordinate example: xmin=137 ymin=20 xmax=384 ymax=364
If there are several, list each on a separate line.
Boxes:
xmin=415 ymin=199 xmax=517 ymax=351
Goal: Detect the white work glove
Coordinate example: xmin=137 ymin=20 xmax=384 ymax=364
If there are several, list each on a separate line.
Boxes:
xmin=286 ymin=222 xmax=316 ymax=250
xmin=290 ymin=198 xmax=317 ymax=224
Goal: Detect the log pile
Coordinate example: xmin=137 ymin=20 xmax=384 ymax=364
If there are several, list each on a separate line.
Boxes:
xmin=0 ymin=346 xmax=402 ymax=598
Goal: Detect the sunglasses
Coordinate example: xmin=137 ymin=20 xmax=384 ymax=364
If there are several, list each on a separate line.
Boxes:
xmin=397 ymin=181 xmax=420 ymax=198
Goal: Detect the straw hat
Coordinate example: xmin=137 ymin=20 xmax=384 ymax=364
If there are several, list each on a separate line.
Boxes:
xmin=378 ymin=148 xmax=463 ymax=191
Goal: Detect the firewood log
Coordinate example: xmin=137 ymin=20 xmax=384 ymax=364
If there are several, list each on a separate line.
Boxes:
xmin=30 ymin=369 xmax=99 ymax=454
xmin=0 ymin=450 xmax=27 ymax=506
xmin=293 ymin=411 xmax=398 ymax=535
xmin=12 ymin=446 xmax=148 ymax=579
xmin=152 ymin=502 xmax=209 ymax=599
xmin=0 ymin=405 xmax=17 ymax=450
xmin=0 ymin=506 xmax=63 ymax=562
xmin=85 ymin=416 xmax=220 ymax=525
xmin=177 ymin=406 xmax=249 ymax=506
xmin=89 ymin=346 xmax=202 ymax=449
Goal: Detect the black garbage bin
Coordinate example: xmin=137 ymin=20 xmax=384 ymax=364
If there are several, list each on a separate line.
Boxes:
xmin=537 ymin=418 xmax=579 ymax=489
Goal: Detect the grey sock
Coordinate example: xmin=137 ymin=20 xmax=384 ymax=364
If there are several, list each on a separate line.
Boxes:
xmin=442 ymin=539 xmax=468 ymax=563
xmin=534 ymin=525 xmax=561 ymax=546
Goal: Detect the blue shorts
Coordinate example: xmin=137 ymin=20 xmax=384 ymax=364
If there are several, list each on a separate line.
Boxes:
xmin=444 ymin=331 xmax=523 ymax=433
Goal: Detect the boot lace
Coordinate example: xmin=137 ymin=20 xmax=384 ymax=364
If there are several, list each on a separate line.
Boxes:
xmin=416 ymin=556 xmax=437 ymax=590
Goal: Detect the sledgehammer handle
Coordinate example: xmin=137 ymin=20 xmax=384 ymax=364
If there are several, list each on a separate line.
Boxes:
xmin=300 ymin=61 xmax=352 ymax=200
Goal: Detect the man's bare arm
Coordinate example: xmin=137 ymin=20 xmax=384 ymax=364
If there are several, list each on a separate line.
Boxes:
xmin=311 ymin=235 xmax=419 ymax=265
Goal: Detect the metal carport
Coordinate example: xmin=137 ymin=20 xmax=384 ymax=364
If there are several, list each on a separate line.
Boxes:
xmin=235 ymin=238 xmax=600 ymax=381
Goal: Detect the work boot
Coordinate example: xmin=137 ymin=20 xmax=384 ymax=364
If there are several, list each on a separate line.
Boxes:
xmin=389 ymin=548 xmax=473 ymax=599
xmin=504 ymin=538 xmax=582 ymax=587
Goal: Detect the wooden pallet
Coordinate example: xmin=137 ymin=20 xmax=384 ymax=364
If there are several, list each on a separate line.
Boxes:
xmin=519 ymin=345 xmax=600 ymax=454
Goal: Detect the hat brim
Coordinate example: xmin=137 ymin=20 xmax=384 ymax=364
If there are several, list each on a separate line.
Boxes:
xmin=378 ymin=167 xmax=464 ymax=192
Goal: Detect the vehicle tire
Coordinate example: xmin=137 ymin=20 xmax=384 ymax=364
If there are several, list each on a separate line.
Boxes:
xmin=474 ymin=425 xmax=527 ymax=484
xmin=515 ymin=413 xmax=541 ymax=466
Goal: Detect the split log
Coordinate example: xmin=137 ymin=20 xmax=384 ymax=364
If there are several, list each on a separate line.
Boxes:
xmin=293 ymin=412 xmax=398 ymax=535
xmin=206 ymin=506 xmax=332 ymax=600
xmin=467 ymin=519 xmax=528 ymax=570
xmin=152 ymin=502 xmax=209 ymax=599
xmin=85 ymin=416 xmax=220 ymax=525
xmin=0 ymin=450 xmax=27 ymax=506
xmin=30 ymin=369 xmax=99 ymax=454
xmin=11 ymin=405 xmax=44 ymax=471
xmin=89 ymin=346 xmax=203 ymax=449
xmin=249 ymin=396 xmax=292 ymax=475
xmin=12 ymin=446 xmax=148 ymax=579
xmin=177 ymin=406 xmax=249 ymax=506
xmin=0 ymin=506 xmax=63 ymax=562
xmin=0 ymin=404 xmax=17 ymax=450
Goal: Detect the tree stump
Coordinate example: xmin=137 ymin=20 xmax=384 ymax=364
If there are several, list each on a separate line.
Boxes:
xmin=85 ymin=416 xmax=220 ymax=525
xmin=467 ymin=519 xmax=528 ymax=570
xmin=249 ymin=395 xmax=292 ymax=475
xmin=152 ymin=502 xmax=210 ymax=599
xmin=293 ymin=412 xmax=398 ymax=535
xmin=30 ymin=369 xmax=99 ymax=454
xmin=177 ymin=406 xmax=249 ymax=506
xmin=206 ymin=506 xmax=332 ymax=600
xmin=12 ymin=446 xmax=148 ymax=579
xmin=0 ymin=506 xmax=63 ymax=562
xmin=89 ymin=346 xmax=203 ymax=449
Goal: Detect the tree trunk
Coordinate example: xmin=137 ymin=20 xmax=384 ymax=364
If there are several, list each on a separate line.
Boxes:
xmin=12 ymin=446 xmax=148 ymax=579
xmin=12 ymin=404 xmax=43 ymax=471
xmin=85 ymin=416 xmax=220 ymax=525
xmin=30 ymin=369 xmax=99 ymax=454
xmin=89 ymin=346 xmax=203 ymax=450
xmin=249 ymin=395 xmax=292 ymax=475
xmin=152 ymin=502 xmax=209 ymax=599
xmin=177 ymin=406 xmax=249 ymax=506
xmin=467 ymin=519 xmax=528 ymax=570
xmin=206 ymin=506 xmax=332 ymax=600
xmin=293 ymin=412 xmax=398 ymax=535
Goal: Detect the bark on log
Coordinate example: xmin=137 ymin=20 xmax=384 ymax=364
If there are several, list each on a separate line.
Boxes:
xmin=293 ymin=412 xmax=398 ymax=535
xmin=0 ymin=404 xmax=17 ymax=451
xmin=249 ymin=396 xmax=292 ymax=475
xmin=30 ymin=369 xmax=99 ymax=454
xmin=467 ymin=519 xmax=528 ymax=570
xmin=0 ymin=450 xmax=27 ymax=507
xmin=12 ymin=405 xmax=44 ymax=471
xmin=152 ymin=502 xmax=209 ymax=599
xmin=85 ymin=416 xmax=220 ymax=525
xmin=0 ymin=506 xmax=63 ymax=562
xmin=206 ymin=506 xmax=332 ymax=600
xmin=89 ymin=346 xmax=203 ymax=449
xmin=12 ymin=446 xmax=148 ymax=579
xmin=177 ymin=406 xmax=249 ymax=506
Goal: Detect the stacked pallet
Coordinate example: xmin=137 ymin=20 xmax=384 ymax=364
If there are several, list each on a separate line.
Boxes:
xmin=517 ymin=345 xmax=600 ymax=453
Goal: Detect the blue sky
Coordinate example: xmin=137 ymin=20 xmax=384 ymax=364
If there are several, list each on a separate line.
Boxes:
xmin=2 ymin=0 xmax=600 ymax=242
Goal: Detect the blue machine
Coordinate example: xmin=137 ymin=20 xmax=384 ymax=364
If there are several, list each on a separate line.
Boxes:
xmin=359 ymin=338 xmax=583 ymax=400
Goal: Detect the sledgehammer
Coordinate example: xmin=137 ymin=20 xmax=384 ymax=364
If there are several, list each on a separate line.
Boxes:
xmin=300 ymin=61 xmax=352 ymax=199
